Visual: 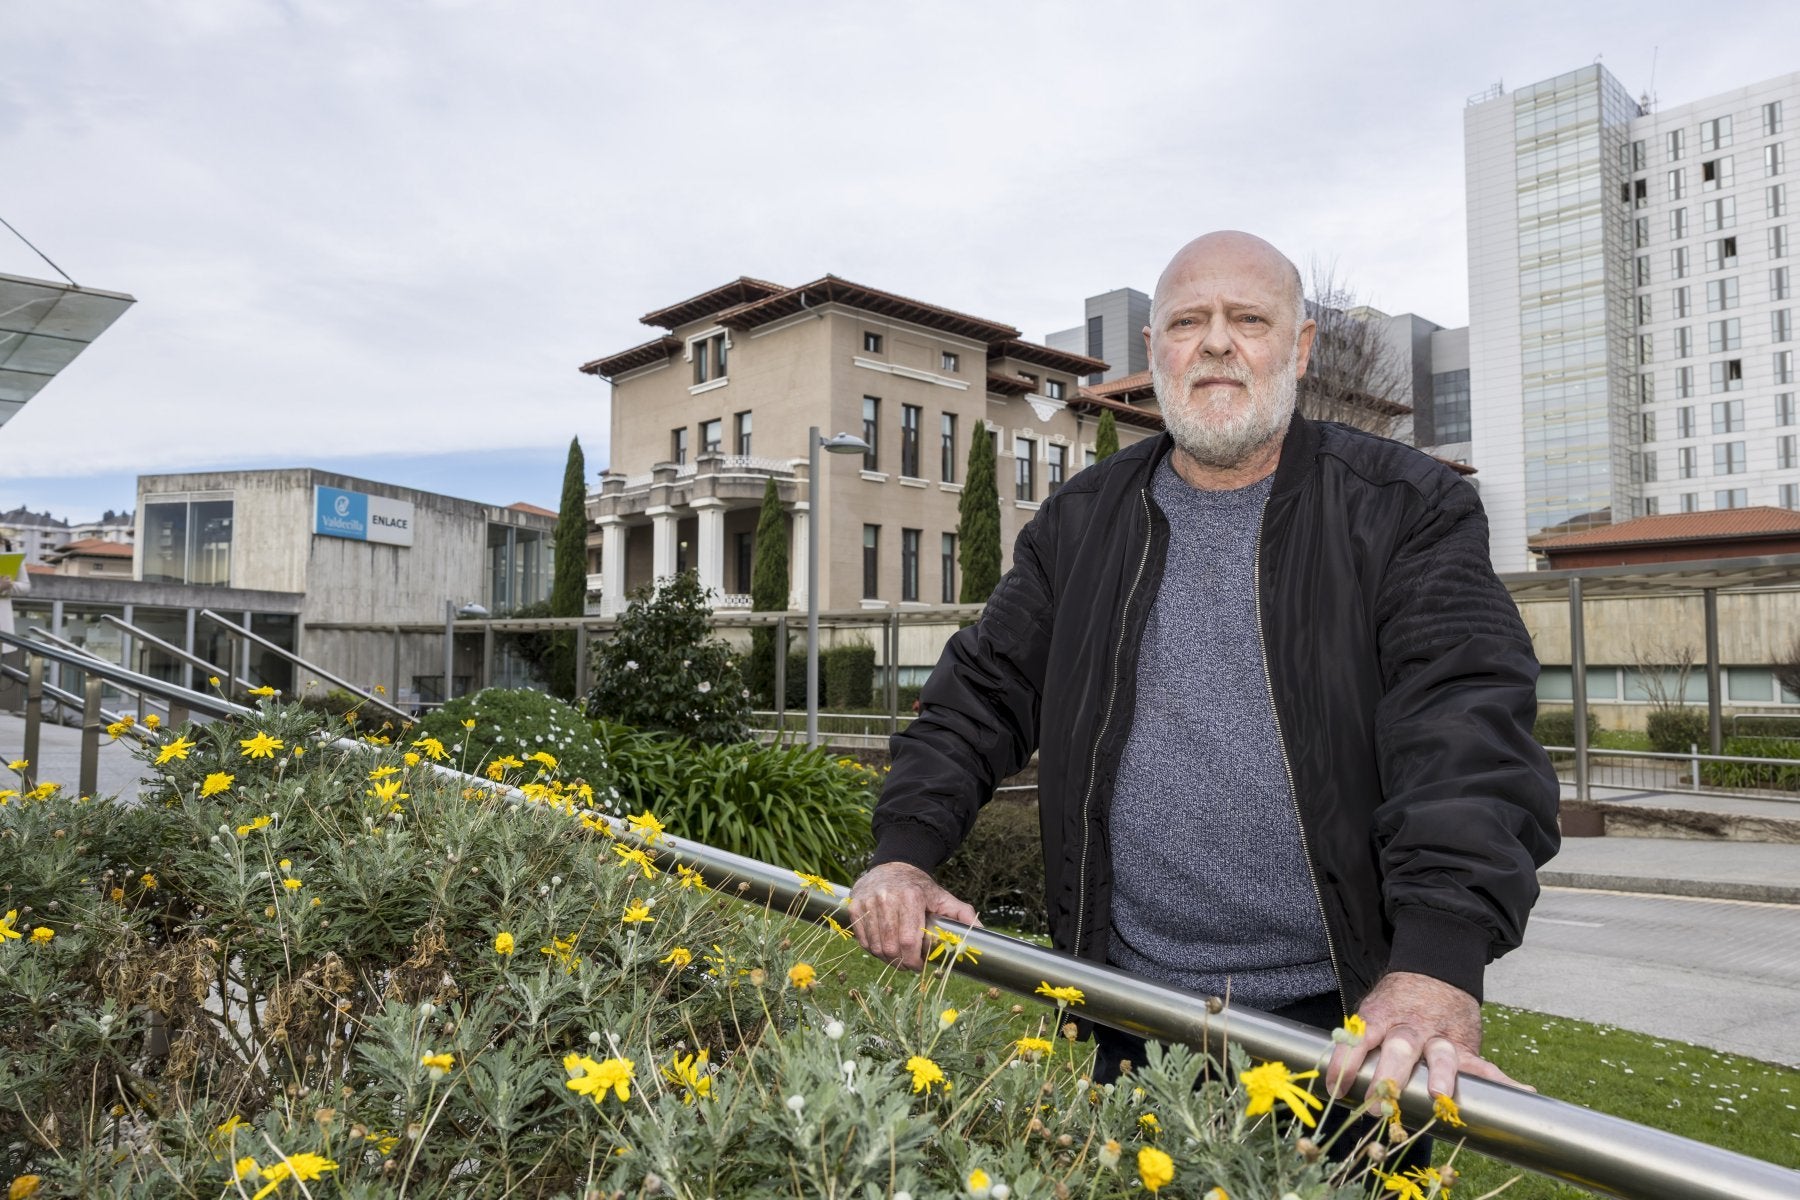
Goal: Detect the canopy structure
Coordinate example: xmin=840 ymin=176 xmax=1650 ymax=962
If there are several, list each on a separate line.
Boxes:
xmin=0 ymin=271 xmax=136 ymax=429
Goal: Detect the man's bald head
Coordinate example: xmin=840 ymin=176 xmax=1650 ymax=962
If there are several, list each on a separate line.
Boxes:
xmin=1150 ymin=231 xmax=1306 ymax=335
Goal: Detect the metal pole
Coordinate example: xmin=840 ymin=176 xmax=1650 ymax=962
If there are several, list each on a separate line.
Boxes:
xmin=443 ymin=599 xmax=455 ymax=706
xmin=481 ymin=621 xmax=494 ymax=692
xmin=23 ymin=653 xmax=43 ymax=789
xmin=806 ymin=427 xmax=821 ymax=748
xmin=182 ymin=607 xmax=197 ymax=692
xmin=1569 ymin=577 xmax=1590 ymax=805
xmin=773 ymin=614 xmax=787 ymax=738
xmin=575 ymin=623 xmax=590 ymax=698
xmin=887 ymin=609 xmax=900 ymax=737
xmin=80 ymin=673 xmax=102 ymax=798
xmin=1703 ymin=587 xmax=1722 ymax=754
xmin=392 ymin=624 xmax=403 ymax=704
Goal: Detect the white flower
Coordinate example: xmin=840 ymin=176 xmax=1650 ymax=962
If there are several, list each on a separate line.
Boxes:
xmin=698 ymin=681 xmax=712 ymax=693
xmin=823 ymin=1019 xmax=845 ymax=1041
xmin=786 ymin=1094 xmax=806 ymax=1114
xmin=991 ymin=1186 xmax=1011 ymax=1200
xmin=894 ymin=1193 xmax=912 ymax=1200
xmin=625 ymin=660 xmax=639 ymax=671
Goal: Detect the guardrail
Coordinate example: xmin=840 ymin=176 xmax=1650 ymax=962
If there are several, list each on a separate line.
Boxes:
xmin=4 ymin=635 xmax=1798 ymax=1197
xmin=1547 ymin=744 xmax=1800 ymax=803
xmin=748 ymin=708 xmax=918 ymax=748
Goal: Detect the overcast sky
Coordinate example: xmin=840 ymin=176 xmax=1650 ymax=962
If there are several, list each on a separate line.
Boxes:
xmin=2 ymin=0 xmax=1794 ymax=518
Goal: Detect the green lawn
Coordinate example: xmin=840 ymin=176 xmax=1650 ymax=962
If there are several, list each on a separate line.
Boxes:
xmin=804 ymin=925 xmax=1800 ymax=1198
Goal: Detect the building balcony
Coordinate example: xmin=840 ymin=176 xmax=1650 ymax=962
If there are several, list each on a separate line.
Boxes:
xmin=587 ymin=453 xmax=803 ymax=521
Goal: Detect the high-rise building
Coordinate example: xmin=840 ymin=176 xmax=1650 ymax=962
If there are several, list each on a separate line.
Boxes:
xmin=1046 ymin=287 xmax=1151 ymax=384
xmin=1466 ymin=65 xmax=1799 ymax=570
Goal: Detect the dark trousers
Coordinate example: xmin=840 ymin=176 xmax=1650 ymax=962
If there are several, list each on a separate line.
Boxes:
xmin=1091 ymin=989 xmax=1433 ymax=1175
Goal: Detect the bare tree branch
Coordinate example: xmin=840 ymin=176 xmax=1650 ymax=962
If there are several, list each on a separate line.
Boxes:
xmin=1298 ymin=259 xmax=1414 ymax=439
xmin=1629 ymin=639 xmax=1698 ymax=711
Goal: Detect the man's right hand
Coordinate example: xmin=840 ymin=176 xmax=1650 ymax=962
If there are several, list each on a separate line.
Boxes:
xmin=848 ymin=861 xmax=980 ymax=970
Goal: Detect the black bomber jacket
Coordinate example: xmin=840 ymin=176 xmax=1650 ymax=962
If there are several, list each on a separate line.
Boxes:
xmin=870 ymin=416 xmax=1561 ymax=1013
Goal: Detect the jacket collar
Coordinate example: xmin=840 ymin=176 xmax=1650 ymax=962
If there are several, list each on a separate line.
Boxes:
xmin=1141 ymin=413 xmax=1319 ymax=499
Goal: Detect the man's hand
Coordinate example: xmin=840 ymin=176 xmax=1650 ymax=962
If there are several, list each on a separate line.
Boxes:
xmin=847 ymin=861 xmax=980 ymax=971
xmin=1325 ymin=971 xmax=1531 ymax=1103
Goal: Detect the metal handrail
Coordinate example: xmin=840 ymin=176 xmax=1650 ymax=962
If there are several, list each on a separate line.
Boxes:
xmin=99 ymin=613 xmax=249 ymax=695
xmin=3 ymin=634 xmax=1796 ymax=1198
xmin=0 ymin=656 xmax=158 ymax=747
xmin=196 ymin=609 xmax=413 ymax=727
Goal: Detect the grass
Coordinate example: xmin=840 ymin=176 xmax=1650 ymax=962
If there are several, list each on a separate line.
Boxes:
xmin=1590 ymin=729 xmax=1652 ymax=751
xmin=800 ymin=920 xmax=1800 ymax=1198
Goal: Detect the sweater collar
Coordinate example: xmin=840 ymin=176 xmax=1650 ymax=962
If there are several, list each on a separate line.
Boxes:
xmin=1142 ymin=413 xmax=1318 ymax=499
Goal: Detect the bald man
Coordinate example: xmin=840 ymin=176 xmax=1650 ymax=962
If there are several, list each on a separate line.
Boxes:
xmin=851 ymin=232 xmax=1559 ymax=1122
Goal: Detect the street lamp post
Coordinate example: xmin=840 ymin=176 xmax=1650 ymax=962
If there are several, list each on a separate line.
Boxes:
xmin=807 ymin=426 xmax=871 ymax=747
xmin=443 ymin=600 xmax=490 ymax=707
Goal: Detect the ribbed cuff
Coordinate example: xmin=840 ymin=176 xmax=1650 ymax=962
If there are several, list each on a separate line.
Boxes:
xmin=1385 ymin=906 xmax=1490 ymax=1003
xmin=869 ymin=823 xmax=951 ymax=874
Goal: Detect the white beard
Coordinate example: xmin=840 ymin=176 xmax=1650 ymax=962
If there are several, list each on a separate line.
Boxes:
xmin=1152 ymin=343 xmax=1298 ymax=470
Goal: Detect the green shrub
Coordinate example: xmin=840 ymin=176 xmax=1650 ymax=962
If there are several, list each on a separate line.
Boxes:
xmin=824 ymin=642 xmax=875 ymax=709
xmin=936 ymin=797 xmax=1047 ymax=934
xmin=1699 ymin=736 xmax=1800 ymax=791
xmin=595 ymin=720 xmax=876 ymax=883
xmin=585 ymin=572 xmax=751 ymax=744
xmin=416 ymin=686 xmax=615 ymax=800
xmin=1645 ymin=707 xmax=1709 ymax=754
xmin=783 ymin=651 xmax=825 ymax=710
xmin=295 ymin=685 xmax=376 ymax=720
xmin=1532 ymin=707 xmax=1600 ymax=749
xmin=1731 ymin=714 xmax=1800 ymax=739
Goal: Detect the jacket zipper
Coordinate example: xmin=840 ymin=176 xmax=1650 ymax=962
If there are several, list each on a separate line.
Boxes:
xmin=1253 ymin=498 xmax=1349 ymax=1019
xmin=1072 ymin=487 xmax=1155 ymax=959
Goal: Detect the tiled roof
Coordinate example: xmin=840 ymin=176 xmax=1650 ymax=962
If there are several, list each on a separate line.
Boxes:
xmin=716 ymin=276 xmax=1019 ymax=343
xmin=47 ymin=537 xmax=132 ymax=558
xmin=1534 ymin=506 xmax=1800 ymax=550
xmin=985 ymin=372 xmax=1035 ymax=396
xmin=1087 ymin=370 xmax=1157 ymax=402
xmin=987 ymin=338 xmax=1107 ymax=376
xmin=578 ymin=335 xmax=683 ymax=380
xmin=1068 ymin=390 xmax=1166 ymax=430
xmin=640 ymin=277 xmax=788 ymax=330
xmin=507 ymin=502 xmax=557 ymax=518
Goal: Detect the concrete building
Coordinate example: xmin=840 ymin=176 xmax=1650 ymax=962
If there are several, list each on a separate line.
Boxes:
xmin=1465 ymin=66 xmax=1800 ymax=571
xmin=41 ymin=537 xmax=134 ymax=578
xmin=580 ymin=276 xmax=1161 ymax=616
xmin=0 ymin=507 xmax=72 ymax=565
xmin=1046 ymin=287 xmax=1151 ymax=384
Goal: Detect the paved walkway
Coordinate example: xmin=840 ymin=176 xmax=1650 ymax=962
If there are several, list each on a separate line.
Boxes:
xmin=0 ymin=710 xmax=157 ymax=799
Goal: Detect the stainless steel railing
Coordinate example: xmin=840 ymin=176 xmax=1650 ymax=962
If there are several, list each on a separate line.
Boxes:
xmin=3 ymin=632 xmax=1796 ymax=1199
xmin=1548 ymin=744 xmax=1800 ymax=803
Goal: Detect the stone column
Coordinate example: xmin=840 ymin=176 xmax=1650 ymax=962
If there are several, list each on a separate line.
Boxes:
xmin=648 ymin=506 xmax=677 ymax=584
xmin=600 ymin=518 xmax=628 ymax=617
xmin=788 ymin=501 xmax=809 ymax=612
xmin=694 ymin=499 xmax=727 ymax=600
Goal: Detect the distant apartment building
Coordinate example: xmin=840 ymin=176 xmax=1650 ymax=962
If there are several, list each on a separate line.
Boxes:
xmin=1465 ymin=66 xmax=1799 ymax=570
xmin=579 ymin=276 xmax=1161 ymax=614
xmin=0 ymin=507 xmax=71 ymax=564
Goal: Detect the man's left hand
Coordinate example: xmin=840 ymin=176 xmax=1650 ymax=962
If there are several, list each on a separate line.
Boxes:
xmin=1324 ymin=971 xmax=1532 ymax=1103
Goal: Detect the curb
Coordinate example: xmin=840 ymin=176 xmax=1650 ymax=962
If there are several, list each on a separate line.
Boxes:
xmin=1539 ymin=870 xmax=1800 ymax=906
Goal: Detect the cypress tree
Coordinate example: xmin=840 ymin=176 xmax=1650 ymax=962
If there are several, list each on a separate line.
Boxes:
xmin=747 ymin=477 xmax=790 ymax=704
xmin=958 ymin=425 xmax=1002 ymax=605
xmin=1095 ymin=409 xmax=1120 ymax=462
xmin=547 ymin=437 xmax=588 ymax=700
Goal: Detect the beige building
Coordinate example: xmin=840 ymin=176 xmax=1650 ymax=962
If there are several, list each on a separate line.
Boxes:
xmin=581 ymin=276 xmax=1164 ymax=615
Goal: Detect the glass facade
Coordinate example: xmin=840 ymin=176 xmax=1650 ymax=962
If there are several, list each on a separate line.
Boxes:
xmin=1511 ymin=67 xmax=1642 ymax=535
xmin=485 ymin=522 xmax=552 ymax=614
xmin=1430 ymin=368 xmax=1472 ymax=443
xmin=142 ymin=497 xmax=233 ymax=586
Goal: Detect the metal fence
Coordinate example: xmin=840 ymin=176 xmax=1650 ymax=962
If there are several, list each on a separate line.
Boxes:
xmin=1547 ymin=744 xmax=1800 ymax=802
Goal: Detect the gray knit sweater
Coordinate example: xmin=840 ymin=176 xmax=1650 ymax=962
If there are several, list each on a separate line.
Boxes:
xmin=1106 ymin=457 xmax=1335 ymax=1010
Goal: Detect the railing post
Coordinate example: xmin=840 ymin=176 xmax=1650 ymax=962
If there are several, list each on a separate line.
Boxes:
xmin=1691 ymin=742 xmax=1702 ymax=790
xmin=80 ymin=673 xmax=103 ymax=798
xmin=575 ymin=623 xmax=591 ymax=698
xmin=23 ymin=653 xmax=43 ymax=790
xmin=1568 ymin=577 xmax=1590 ymax=805
xmin=887 ymin=610 xmax=900 ymax=738
xmin=773 ymin=616 xmax=787 ymax=740
xmin=1703 ymin=587 xmax=1723 ymax=755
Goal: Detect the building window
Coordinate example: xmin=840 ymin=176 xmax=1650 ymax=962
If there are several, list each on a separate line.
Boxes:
xmin=1671 ymin=246 xmax=1689 ymax=279
xmin=861 ymin=397 xmax=880 ymax=471
xmin=1641 ymin=412 xmax=1657 ymax=442
xmin=900 ymin=404 xmax=921 ymax=478
xmin=1673 ymin=325 xmax=1692 ymax=357
xmin=1047 ymin=443 xmax=1067 ymax=494
xmin=940 ymin=413 xmax=957 ymax=482
xmin=1630 ymin=139 xmax=1646 ymax=171
xmin=143 ymin=498 xmax=233 ymax=587
xmin=1706 ymin=277 xmax=1739 ymax=311
xmin=1715 ymin=488 xmax=1748 ymax=509
xmin=1775 ymin=310 xmax=1793 ymax=343
xmin=700 ymin=418 xmax=723 ymax=455
xmin=1705 ymin=236 xmax=1739 ymax=271
xmin=733 ymin=531 xmax=754 ymax=594
xmin=1681 ymin=492 xmax=1699 ymax=513
xmin=1045 ymin=379 xmax=1066 ymax=401
xmin=1085 ymin=447 xmax=1097 ymax=467
xmin=1636 ymin=294 xmax=1653 ymax=325
xmin=1700 ymin=116 xmax=1733 ymax=152
xmin=1701 ymin=156 xmax=1733 ymax=191
xmin=899 ymin=528 xmax=920 ymax=603
xmin=1678 ymin=446 xmax=1698 ymax=478
xmin=1710 ymin=359 xmax=1744 ymax=393
xmin=1713 ymin=442 xmax=1746 ymax=475
xmin=1635 ymin=255 xmax=1651 ymax=286
xmin=1778 ymin=350 xmax=1796 ymax=385
xmin=1676 ymin=406 xmax=1696 ymax=439
xmin=941 ymin=351 xmax=959 ymax=373
xmin=1015 ymin=438 xmax=1037 ymax=502
xmin=1645 ymin=496 xmax=1660 ymax=515
xmin=1635 ymin=333 xmax=1653 ymax=365
xmin=863 ymin=331 xmax=883 ymax=354
xmin=1781 ymin=483 xmax=1800 ymax=510
xmin=1431 ymin=368 xmax=1471 ymax=442
xmin=862 ymin=525 xmax=879 ymax=599
xmin=1636 ymin=373 xmax=1653 ymax=404
xmin=1778 ymin=393 xmax=1796 ymax=426
xmin=1640 ymin=450 xmax=1659 ymax=483
xmin=1765 ymin=100 xmax=1786 ymax=137
xmin=690 ymin=333 xmax=727 ymax=385
xmin=1675 ymin=365 xmax=1695 ymax=398
xmin=1667 ymin=168 xmax=1686 ymax=199
xmin=1712 ymin=398 xmax=1744 ymax=433
xmin=1669 ymin=207 xmax=1688 ymax=240
xmin=1667 ymin=128 xmax=1685 ymax=161
xmin=1631 ymin=178 xmax=1648 ymax=210
xmin=1778 ymin=435 xmax=1798 ymax=471
xmin=1672 ymin=285 xmax=1691 ymax=317
xmin=1773 ymin=226 xmax=1791 ymax=258
xmin=734 ymin=410 xmax=753 ymax=455
xmin=671 ymin=427 xmax=689 ymax=465
xmin=1703 ymin=198 xmax=1736 ymax=233
xmin=1769 ymin=144 xmax=1788 ymax=178
xmin=1772 ymin=186 xmax=1791 ymax=218
xmin=1708 ymin=318 xmax=1741 ymax=353
xmin=940 ymin=533 xmax=956 ymax=603
xmin=1776 ymin=267 xmax=1793 ymax=300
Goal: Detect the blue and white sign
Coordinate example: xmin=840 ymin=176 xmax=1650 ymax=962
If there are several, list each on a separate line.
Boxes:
xmin=313 ymin=486 xmax=415 ymax=547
